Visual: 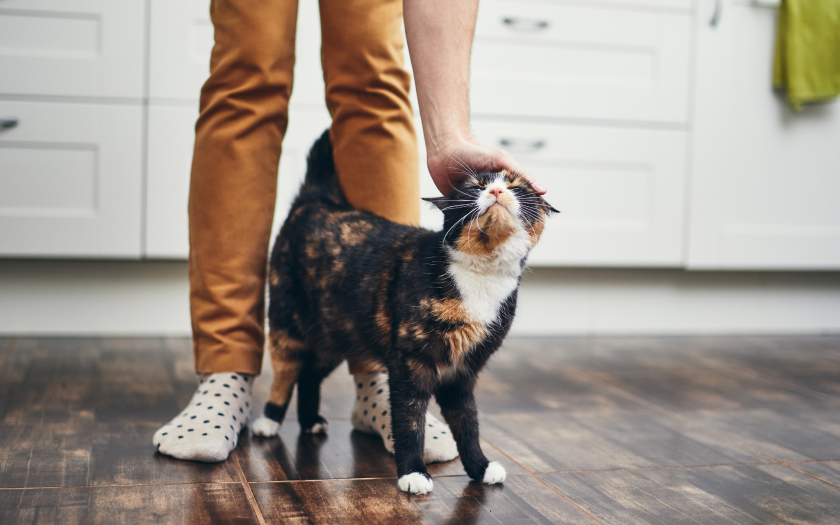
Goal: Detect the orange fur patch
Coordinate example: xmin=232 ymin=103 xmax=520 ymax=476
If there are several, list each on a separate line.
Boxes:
xmin=267 ymin=329 xmax=305 ymax=406
xmin=429 ymin=299 xmax=488 ymax=362
xmin=339 ymin=221 xmax=373 ymax=245
xmin=268 ymin=268 xmax=280 ymax=287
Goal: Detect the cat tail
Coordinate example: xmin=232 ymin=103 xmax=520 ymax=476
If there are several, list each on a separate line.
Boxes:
xmin=296 ymin=129 xmax=350 ymax=209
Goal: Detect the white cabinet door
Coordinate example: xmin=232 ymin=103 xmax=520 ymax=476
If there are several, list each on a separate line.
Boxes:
xmin=145 ymin=105 xmax=332 ymax=259
xmin=470 ymin=120 xmax=687 ymax=266
xmin=148 ymin=0 xmax=325 ymax=107
xmin=0 ymin=0 xmax=145 ymax=98
xmin=0 ymin=101 xmax=143 ymax=257
xmin=145 ymin=105 xmax=196 ymax=258
xmin=688 ymin=0 xmax=840 ymax=269
xmin=471 ymin=0 xmax=692 ymax=123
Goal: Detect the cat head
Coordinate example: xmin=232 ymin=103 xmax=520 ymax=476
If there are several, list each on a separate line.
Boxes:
xmin=424 ymin=171 xmax=558 ymax=257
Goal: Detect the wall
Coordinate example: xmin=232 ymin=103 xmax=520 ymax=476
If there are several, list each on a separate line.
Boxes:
xmin=1 ymin=260 xmax=838 ymax=337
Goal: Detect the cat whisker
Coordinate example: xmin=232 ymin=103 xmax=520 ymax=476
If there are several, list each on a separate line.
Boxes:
xmin=448 ymin=154 xmax=479 ymax=178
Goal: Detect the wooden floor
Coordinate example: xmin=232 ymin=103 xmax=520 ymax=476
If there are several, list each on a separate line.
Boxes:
xmin=1 ymin=336 xmax=840 ymax=524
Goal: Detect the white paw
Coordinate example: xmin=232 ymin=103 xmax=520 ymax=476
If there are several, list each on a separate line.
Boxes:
xmin=251 ymin=417 xmax=281 ymax=437
xmin=482 ymin=461 xmax=506 ymax=484
xmin=398 ymin=472 xmax=434 ymax=494
xmin=305 ymin=421 xmax=328 ymax=435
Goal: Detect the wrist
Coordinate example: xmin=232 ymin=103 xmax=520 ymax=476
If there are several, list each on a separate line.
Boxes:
xmin=424 ymin=128 xmax=473 ymax=159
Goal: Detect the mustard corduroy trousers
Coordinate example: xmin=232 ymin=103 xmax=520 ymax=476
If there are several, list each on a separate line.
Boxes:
xmin=188 ymin=0 xmax=420 ymax=375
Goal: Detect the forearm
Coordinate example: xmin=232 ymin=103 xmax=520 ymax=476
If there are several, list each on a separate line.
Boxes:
xmin=403 ymin=0 xmax=479 ymax=156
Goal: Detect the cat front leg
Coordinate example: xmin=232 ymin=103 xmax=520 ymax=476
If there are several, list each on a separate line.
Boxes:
xmin=388 ymin=368 xmax=433 ymax=494
xmin=436 ymin=379 xmax=505 ymax=484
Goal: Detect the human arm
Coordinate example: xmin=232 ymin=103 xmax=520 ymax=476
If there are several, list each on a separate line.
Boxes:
xmin=402 ymin=0 xmax=546 ymax=195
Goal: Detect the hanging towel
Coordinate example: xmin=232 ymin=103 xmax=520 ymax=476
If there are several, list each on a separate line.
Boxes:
xmin=773 ymin=0 xmax=840 ymax=111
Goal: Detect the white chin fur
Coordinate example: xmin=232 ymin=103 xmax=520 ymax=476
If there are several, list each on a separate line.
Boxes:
xmin=251 ymin=416 xmax=281 ymax=437
xmin=482 ymin=461 xmax=507 ymax=484
xmin=398 ymin=472 xmax=434 ymax=494
xmin=447 ymin=227 xmax=529 ymax=326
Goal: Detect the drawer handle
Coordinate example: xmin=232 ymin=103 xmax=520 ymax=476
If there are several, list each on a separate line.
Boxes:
xmin=502 ymin=17 xmax=550 ymax=32
xmin=499 ymin=138 xmax=546 ymax=151
xmin=0 ymin=118 xmax=18 ymax=130
xmin=710 ymin=0 xmax=722 ymax=27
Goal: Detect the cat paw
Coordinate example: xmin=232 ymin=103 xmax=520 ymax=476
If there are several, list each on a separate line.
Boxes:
xmin=398 ymin=472 xmax=434 ymax=495
xmin=302 ymin=416 xmax=328 ymax=435
xmin=251 ymin=417 xmax=281 ymax=437
xmin=482 ymin=461 xmax=506 ymax=484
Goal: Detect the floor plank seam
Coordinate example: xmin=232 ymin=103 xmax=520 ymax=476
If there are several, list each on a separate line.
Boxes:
xmin=233 ymin=452 xmax=268 ymax=525
xmin=0 ymin=337 xmax=16 ymax=371
xmin=781 ymin=463 xmax=840 ymax=492
xmin=483 ymin=435 xmax=607 ymax=525
xmin=531 ymin=461 xmax=787 ymax=475
xmin=243 ymin=472 xmax=534 ymax=486
xmin=0 ymin=481 xmax=244 ymax=491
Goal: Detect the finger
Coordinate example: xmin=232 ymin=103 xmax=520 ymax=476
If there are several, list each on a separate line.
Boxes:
xmin=495 ymin=150 xmax=547 ymax=195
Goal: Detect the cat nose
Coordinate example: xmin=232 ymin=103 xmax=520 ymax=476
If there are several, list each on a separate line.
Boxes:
xmin=489 ymin=188 xmax=504 ymax=198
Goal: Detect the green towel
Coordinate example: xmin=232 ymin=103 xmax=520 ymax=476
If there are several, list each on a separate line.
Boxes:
xmin=773 ymin=0 xmax=840 ymax=111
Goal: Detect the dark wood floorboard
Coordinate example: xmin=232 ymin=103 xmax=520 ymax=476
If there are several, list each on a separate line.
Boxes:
xmin=0 ymin=338 xmax=198 ymax=424
xmin=251 ymin=474 xmax=595 ymax=525
xmin=0 ymin=335 xmax=838 ymax=524
xmin=0 ymin=423 xmax=239 ymax=488
xmin=0 ymin=483 xmax=258 ymax=525
xmin=541 ymin=464 xmax=840 ymax=525
xmin=480 ymin=411 xmax=765 ymax=473
xmin=687 ymin=409 xmax=840 ymax=462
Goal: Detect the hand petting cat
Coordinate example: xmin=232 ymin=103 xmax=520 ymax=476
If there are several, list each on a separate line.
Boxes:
xmin=403 ymin=0 xmax=546 ymax=201
xmin=426 ymin=136 xmax=548 ymax=198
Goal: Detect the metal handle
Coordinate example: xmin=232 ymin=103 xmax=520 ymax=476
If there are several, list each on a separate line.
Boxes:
xmin=499 ymin=138 xmax=546 ymax=151
xmin=710 ymin=0 xmax=722 ymax=27
xmin=0 ymin=118 xmax=18 ymax=130
xmin=502 ymin=17 xmax=550 ymax=32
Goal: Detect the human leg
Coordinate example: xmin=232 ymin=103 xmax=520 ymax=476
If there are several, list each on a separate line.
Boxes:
xmin=319 ymin=0 xmax=456 ymax=463
xmin=155 ymin=0 xmax=299 ymax=462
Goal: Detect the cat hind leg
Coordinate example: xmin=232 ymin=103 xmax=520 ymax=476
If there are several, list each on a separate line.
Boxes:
xmin=253 ymin=329 xmax=304 ymax=438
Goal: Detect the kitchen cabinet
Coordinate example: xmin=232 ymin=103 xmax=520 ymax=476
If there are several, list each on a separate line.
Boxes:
xmin=0 ymin=0 xmax=145 ymax=98
xmin=688 ymin=0 xmax=840 ymax=269
xmin=0 ymin=101 xmax=143 ymax=257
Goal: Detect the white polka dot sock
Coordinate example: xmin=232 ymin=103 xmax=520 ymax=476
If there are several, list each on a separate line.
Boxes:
xmin=153 ymin=372 xmax=253 ymax=463
xmin=351 ymin=371 xmax=459 ymax=464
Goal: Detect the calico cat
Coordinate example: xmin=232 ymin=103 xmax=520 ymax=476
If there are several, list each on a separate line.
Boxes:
xmin=254 ymin=131 xmax=556 ymax=494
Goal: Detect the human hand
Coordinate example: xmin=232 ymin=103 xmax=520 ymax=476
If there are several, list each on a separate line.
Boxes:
xmin=426 ymin=136 xmax=547 ymax=196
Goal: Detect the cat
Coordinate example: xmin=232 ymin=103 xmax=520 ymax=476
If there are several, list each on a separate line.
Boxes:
xmin=254 ymin=130 xmax=556 ymax=494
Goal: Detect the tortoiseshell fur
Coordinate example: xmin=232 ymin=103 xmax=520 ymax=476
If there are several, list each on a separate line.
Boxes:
xmin=263 ymin=131 xmax=555 ymax=490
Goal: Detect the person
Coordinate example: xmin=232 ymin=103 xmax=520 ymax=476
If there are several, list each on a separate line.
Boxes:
xmin=153 ymin=0 xmax=546 ymax=463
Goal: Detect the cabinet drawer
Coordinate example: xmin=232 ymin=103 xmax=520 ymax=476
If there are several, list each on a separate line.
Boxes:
xmin=0 ymin=101 xmax=143 ymax=257
xmin=146 ymin=105 xmax=332 ymax=258
xmin=471 ymin=119 xmax=686 ymax=266
xmin=471 ymin=0 xmax=691 ymax=123
xmin=149 ymin=0 xmax=325 ymax=107
xmin=0 ymin=0 xmax=145 ymax=98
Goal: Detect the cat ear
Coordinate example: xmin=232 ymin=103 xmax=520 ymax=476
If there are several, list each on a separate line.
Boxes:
xmin=422 ymin=196 xmax=450 ymax=211
xmin=542 ymin=200 xmax=561 ymax=214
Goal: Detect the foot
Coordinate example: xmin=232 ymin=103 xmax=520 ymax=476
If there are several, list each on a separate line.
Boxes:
xmin=351 ymin=371 xmax=459 ymax=464
xmin=398 ymin=472 xmax=434 ymax=494
xmin=153 ymin=372 xmax=253 ymax=462
xmin=482 ymin=461 xmax=506 ymax=484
